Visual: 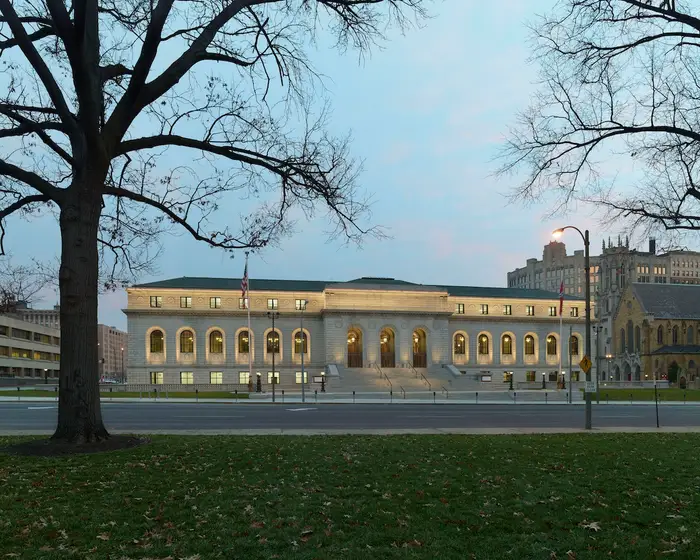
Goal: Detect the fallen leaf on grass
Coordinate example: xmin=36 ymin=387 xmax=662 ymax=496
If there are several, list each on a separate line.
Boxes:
xmin=567 ymin=551 xmax=576 ymax=559
xmin=96 ymin=533 xmax=110 ymax=541
xmin=250 ymin=521 xmax=265 ymax=529
xmin=580 ymin=522 xmax=601 ymax=532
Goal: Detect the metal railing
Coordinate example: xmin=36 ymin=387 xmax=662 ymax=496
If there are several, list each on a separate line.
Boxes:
xmin=441 ymin=385 xmax=449 ymax=399
xmin=374 ymin=363 xmax=392 ymax=390
xmin=407 ymin=363 xmax=431 ymax=390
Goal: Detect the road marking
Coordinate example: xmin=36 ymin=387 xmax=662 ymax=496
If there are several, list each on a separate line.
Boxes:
xmin=598 ymin=415 xmax=644 ymax=419
xmin=173 ymin=415 xmax=245 ymax=419
xmin=27 ymin=406 xmax=56 ymax=410
xmin=286 ymin=408 xmax=317 ymax=412
xmin=403 ymin=415 xmax=464 ymax=419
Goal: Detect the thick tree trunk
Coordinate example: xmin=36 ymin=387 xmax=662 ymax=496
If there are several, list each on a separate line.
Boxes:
xmin=51 ymin=190 xmax=109 ymax=443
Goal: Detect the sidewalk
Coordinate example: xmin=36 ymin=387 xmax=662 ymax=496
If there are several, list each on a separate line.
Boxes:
xmin=1 ymin=395 xmax=699 ymax=405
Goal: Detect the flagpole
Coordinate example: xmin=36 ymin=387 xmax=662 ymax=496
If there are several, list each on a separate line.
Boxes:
xmin=245 ymin=252 xmax=253 ymax=393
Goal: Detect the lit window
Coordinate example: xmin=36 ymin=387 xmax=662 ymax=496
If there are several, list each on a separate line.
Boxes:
xmin=180 ymin=296 xmax=192 ymax=308
xmin=295 ymin=371 xmax=308 ymax=384
xmin=526 ymin=305 xmax=535 ymax=316
xmin=180 ymin=371 xmax=194 ymax=384
xmin=524 ymin=335 xmax=535 ymax=355
xmin=150 ymin=371 xmax=163 ymax=384
xmin=546 ymin=336 xmax=557 ymax=356
xmin=501 ymin=335 xmax=513 ymax=355
xmin=570 ymin=307 xmax=579 ymax=317
xmin=180 ymin=330 xmax=194 ymax=353
xmin=569 ymin=336 xmax=579 ymax=355
xmin=266 ymin=330 xmax=280 ymax=353
xmin=239 ymin=298 xmax=248 ymax=309
xmin=294 ymin=331 xmax=308 ymax=354
xmin=503 ymin=305 xmax=512 ymax=316
xmin=149 ymin=296 xmax=162 ymax=308
xmin=238 ymin=330 xmax=250 ymax=354
xmin=525 ymin=371 xmax=536 ymax=382
xmin=239 ymin=371 xmax=250 ymax=384
xmin=150 ymin=330 xmax=164 ymax=353
xmin=209 ymin=330 xmax=223 ymax=354
xmin=295 ymin=299 xmax=307 ymax=311
xmin=210 ymin=297 xmax=221 ymax=309
xmin=480 ymin=304 xmax=489 ymax=315
xmin=267 ymin=298 xmax=278 ymax=310
xmin=268 ymin=371 xmax=280 ymax=384
xmin=478 ymin=335 xmax=489 ymax=355
xmin=210 ymin=371 xmax=223 ymax=384
xmin=453 ymin=334 xmax=465 ymax=355
xmin=549 ymin=306 xmax=557 ymax=317
xmin=456 ymin=303 xmax=465 ymax=314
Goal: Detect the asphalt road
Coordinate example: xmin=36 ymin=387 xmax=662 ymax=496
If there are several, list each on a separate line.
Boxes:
xmin=0 ymin=402 xmax=698 ymax=432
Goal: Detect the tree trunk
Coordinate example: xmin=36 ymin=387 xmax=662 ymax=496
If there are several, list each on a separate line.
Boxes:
xmin=51 ymin=190 xmax=109 ymax=443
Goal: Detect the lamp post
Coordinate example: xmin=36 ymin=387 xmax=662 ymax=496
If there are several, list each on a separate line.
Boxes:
xmin=298 ymin=300 xmax=307 ymax=403
xmin=542 ymin=372 xmax=546 ymax=390
xmin=553 ymin=226 xmax=592 ymax=430
xmin=120 ymin=347 xmax=124 ymax=384
xmin=267 ymin=311 xmax=280 ymax=402
xmin=43 ymin=368 xmax=48 ymax=385
xmin=593 ymin=325 xmax=603 ymax=404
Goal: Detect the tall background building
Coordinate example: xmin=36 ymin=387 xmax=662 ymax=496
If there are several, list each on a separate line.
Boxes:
xmin=98 ymin=324 xmax=128 ymax=381
xmin=16 ymin=302 xmax=60 ymax=329
xmin=508 ymin=237 xmax=700 ymax=367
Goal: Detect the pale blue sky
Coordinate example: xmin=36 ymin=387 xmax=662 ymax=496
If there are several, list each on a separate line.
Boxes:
xmin=9 ymin=0 xmax=622 ymax=329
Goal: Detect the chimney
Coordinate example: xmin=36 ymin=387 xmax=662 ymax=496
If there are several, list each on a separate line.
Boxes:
xmin=649 ymin=238 xmax=656 ymax=255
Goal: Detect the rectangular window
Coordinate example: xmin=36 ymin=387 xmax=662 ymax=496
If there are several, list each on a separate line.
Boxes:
xmin=548 ymin=371 xmax=558 ymax=382
xmin=12 ymin=328 xmax=31 ymax=340
xmin=295 ymin=299 xmax=307 ymax=311
xmin=503 ymin=305 xmax=512 ymax=316
xmin=526 ymin=371 xmax=536 ymax=382
xmin=239 ymin=298 xmax=248 ymax=310
xmin=571 ymin=371 xmax=580 ymax=382
xmin=503 ymin=371 xmax=513 ymax=382
xmin=267 ymin=298 xmax=278 ymax=310
xmin=239 ymin=371 xmax=250 ymax=384
xmin=0 ymin=326 xmax=7 ymax=336
xmin=150 ymin=371 xmax=164 ymax=385
xmin=150 ymin=296 xmax=162 ymax=308
xmin=180 ymin=371 xmax=194 ymax=384
xmin=33 ymin=351 xmax=51 ymax=361
xmin=0 ymin=346 xmax=8 ymax=356
xmin=526 ymin=305 xmax=535 ymax=316
xmin=180 ymin=296 xmax=192 ymax=308
xmin=570 ymin=307 xmax=579 ymax=317
xmin=12 ymin=348 xmax=32 ymax=359
xmin=549 ymin=306 xmax=557 ymax=317
xmin=209 ymin=297 xmax=221 ymax=309
xmin=268 ymin=371 xmax=280 ymax=384
xmin=456 ymin=303 xmax=465 ymax=314
xmin=295 ymin=371 xmax=308 ymax=384
xmin=210 ymin=371 xmax=223 ymax=384
xmin=480 ymin=304 xmax=489 ymax=315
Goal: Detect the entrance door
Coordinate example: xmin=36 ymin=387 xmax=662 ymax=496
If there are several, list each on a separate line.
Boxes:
xmin=347 ymin=330 xmax=363 ymax=368
xmin=412 ymin=329 xmax=427 ymax=368
xmin=380 ymin=329 xmax=395 ymax=368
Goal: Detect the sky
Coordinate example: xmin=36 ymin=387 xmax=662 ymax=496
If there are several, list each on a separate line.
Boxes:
xmin=5 ymin=0 xmax=637 ymax=330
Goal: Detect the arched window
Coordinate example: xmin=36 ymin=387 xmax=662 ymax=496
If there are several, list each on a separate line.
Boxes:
xmin=673 ymin=325 xmax=679 ymax=345
xmin=453 ymin=334 xmax=465 ymax=355
xmin=688 ymin=326 xmax=694 ymax=345
xmin=524 ymin=335 xmax=535 ymax=356
xmin=150 ymin=330 xmax=164 ymax=353
xmin=627 ymin=320 xmax=634 ymax=352
xmin=266 ymin=330 xmax=280 ymax=353
xmin=546 ymin=335 xmax=557 ymax=356
xmin=620 ymin=328 xmax=626 ymax=353
xmin=569 ymin=335 xmax=579 ymax=356
xmin=209 ymin=330 xmax=223 ymax=354
xmin=180 ymin=330 xmax=194 ymax=353
xmin=657 ymin=326 xmax=664 ymax=345
xmin=294 ymin=331 xmax=308 ymax=354
xmin=238 ymin=330 xmax=250 ymax=354
xmin=478 ymin=334 xmax=489 ymax=355
xmin=634 ymin=326 xmax=641 ymax=353
xmin=501 ymin=335 xmax=512 ymax=355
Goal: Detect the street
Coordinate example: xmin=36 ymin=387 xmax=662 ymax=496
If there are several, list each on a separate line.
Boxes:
xmin=0 ymin=402 xmax=698 ymax=432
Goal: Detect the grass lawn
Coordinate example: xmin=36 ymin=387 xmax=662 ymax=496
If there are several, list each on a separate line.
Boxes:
xmin=1 ymin=435 xmax=700 ymax=559
xmin=589 ymin=388 xmax=700 ymax=402
xmin=0 ymin=390 xmax=249 ymax=399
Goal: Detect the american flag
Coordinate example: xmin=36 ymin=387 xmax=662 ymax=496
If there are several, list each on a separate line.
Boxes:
xmin=241 ymin=261 xmax=248 ymax=299
xmin=559 ymin=280 xmax=564 ymax=315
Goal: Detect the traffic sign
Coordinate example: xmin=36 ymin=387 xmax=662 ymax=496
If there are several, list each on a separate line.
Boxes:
xmin=584 ymin=381 xmax=596 ymax=393
xmin=579 ymin=355 xmax=592 ymax=374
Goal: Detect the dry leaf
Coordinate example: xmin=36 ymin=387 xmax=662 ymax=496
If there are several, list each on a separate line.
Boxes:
xmin=581 ymin=522 xmax=601 ymax=532
xmin=96 ymin=533 xmax=110 ymax=541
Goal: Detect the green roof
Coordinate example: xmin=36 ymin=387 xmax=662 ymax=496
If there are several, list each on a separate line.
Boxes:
xmin=133 ymin=276 xmax=584 ymax=301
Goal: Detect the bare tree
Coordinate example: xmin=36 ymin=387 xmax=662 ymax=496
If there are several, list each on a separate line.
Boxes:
xmin=499 ymin=0 xmax=700 ymax=239
xmin=0 ymin=257 xmax=51 ymax=312
xmin=0 ymin=0 xmax=428 ymax=444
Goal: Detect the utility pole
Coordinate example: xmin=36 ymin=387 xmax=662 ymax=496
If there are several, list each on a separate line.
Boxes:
xmin=568 ymin=325 xmax=572 ymax=404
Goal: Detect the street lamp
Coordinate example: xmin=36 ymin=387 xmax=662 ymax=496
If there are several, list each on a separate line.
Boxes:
xmin=43 ymin=368 xmax=48 ymax=385
xmin=553 ymin=226 xmax=592 ymax=429
xmin=267 ymin=311 xmax=280 ymax=402
xmin=542 ymin=372 xmax=546 ymax=390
